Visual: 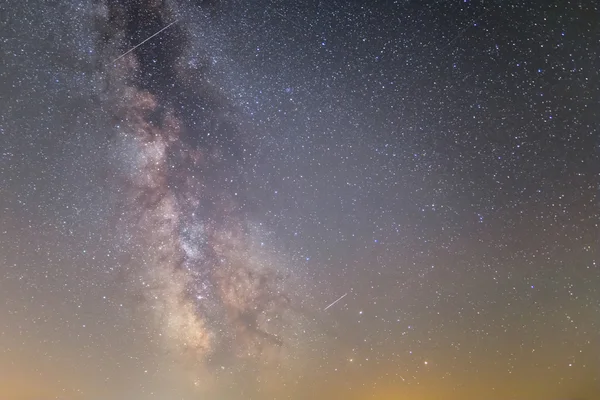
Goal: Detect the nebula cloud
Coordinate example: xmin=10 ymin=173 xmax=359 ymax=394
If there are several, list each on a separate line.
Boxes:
xmin=95 ymin=0 xmax=302 ymax=370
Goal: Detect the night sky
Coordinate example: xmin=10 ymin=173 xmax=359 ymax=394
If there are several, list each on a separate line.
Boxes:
xmin=1 ymin=0 xmax=599 ymax=399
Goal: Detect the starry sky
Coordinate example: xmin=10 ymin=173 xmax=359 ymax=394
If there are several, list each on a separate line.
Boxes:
xmin=1 ymin=0 xmax=599 ymax=399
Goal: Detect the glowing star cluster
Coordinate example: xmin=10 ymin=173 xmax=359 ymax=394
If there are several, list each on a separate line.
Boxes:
xmin=116 ymin=87 xmax=213 ymax=359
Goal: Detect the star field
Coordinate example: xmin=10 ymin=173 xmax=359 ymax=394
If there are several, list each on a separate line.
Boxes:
xmin=1 ymin=0 xmax=599 ymax=399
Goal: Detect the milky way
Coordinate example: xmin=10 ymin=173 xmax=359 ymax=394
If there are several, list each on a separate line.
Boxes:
xmin=1 ymin=0 xmax=599 ymax=399
xmin=98 ymin=0 xmax=307 ymax=370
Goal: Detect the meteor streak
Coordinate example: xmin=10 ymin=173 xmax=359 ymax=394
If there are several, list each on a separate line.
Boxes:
xmin=323 ymin=293 xmax=347 ymax=311
xmin=112 ymin=20 xmax=178 ymax=64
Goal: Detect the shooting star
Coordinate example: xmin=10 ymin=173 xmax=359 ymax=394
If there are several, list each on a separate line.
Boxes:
xmin=323 ymin=293 xmax=348 ymax=311
xmin=112 ymin=20 xmax=178 ymax=64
